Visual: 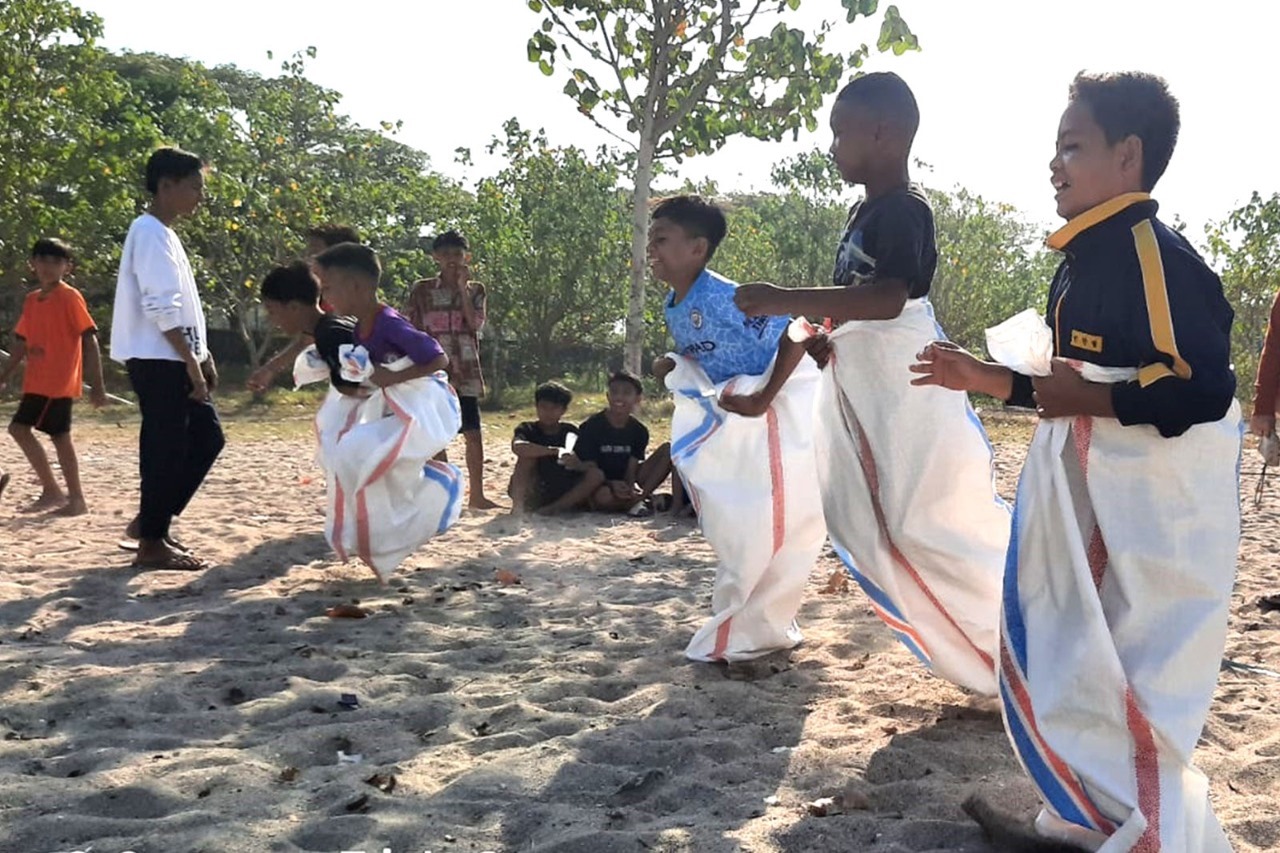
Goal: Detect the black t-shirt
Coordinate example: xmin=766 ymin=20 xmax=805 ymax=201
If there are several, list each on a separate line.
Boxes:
xmin=513 ymin=420 xmax=580 ymax=486
xmin=314 ymin=314 xmax=360 ymax=391
xmin=575 ymin=411 xmax=650 ymax=481
xmin=832 ymin=183 xmax=937 ymax=298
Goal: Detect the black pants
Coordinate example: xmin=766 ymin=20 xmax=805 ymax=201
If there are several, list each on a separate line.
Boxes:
xmin=127 ymin=359 xmax=225 ymax=541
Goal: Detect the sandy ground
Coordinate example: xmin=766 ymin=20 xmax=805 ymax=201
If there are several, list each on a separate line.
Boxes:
xmin=0 ymin=411 xmax=1277 ymax=853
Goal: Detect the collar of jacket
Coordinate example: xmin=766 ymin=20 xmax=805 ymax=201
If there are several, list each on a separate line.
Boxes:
xmin=1046 ymin=192 xmax=1159 ymax=253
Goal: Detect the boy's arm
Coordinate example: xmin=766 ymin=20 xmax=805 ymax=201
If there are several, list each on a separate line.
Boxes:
xmin=719 ymin=333 xmax=808 ymax=417
xmin=458 ymin=280 xmax=485 ymax=333
xmin=1107 ymin=255 xmax=1236 ymax=437
xmin=248 ymin=336 xmax=310 ymax=392
xmin=370 ymin=353 xmax=450 ymax=388
xmin=1252 ymin=290 xmax=1280 ymax=434
xmin=736 ymin=278 xmax=910 ymax=324
xmin=82 ymin=330 xmax=108 ymax=407
xmin=0 ymin=337 xmax=27 ymax=388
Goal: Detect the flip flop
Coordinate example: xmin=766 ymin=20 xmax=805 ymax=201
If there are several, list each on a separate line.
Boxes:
xmin=131 ymin=552 xmax=209 ymax=572
xmin=118 ymin=536 xmax=190 ymax=553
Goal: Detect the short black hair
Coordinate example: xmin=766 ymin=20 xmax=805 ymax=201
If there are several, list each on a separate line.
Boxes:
xmin=836 ymin=72 xmax=920 ymax=142
xmin=31 ymin=238 xmax=73 ymax=261
xmin=145 ymin=146 xmax=204 ymax=195
xmin=313 ymin=242 xmax=381 ymax=281
xmin=432 ymin=230 xmax=469 ymax=252
xmin=308 ymin=223 xmax=360 ymax=248
xmin=651 ymin=195 xmax=728 ymax=260
xmin=1069 ymin=71 xmax=1180 ymax=192
xmin=534 ymin=381 xmax=573 ymax=408
xmin=260 ymin=261 xmax=320 ymax=305
xmin=608 ymin=370 xmax=643 ymax=395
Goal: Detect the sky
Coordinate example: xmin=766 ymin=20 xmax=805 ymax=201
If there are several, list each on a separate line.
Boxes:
xmin=77 ymin=0 xmax=1280 ymax=237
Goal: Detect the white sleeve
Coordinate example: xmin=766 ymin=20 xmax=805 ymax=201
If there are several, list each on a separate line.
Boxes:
xmin=133 ymin=227 xmax=186 ymax=332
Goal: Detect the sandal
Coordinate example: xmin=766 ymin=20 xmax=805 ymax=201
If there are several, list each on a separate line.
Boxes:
xmin=131 ymin=552 xmax=209 ymax=572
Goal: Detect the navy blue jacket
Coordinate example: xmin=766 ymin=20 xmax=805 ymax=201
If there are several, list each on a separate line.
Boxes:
xmin=1007 ymin=193 xmax=1235 ymax=438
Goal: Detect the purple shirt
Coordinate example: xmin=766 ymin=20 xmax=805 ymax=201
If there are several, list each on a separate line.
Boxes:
xmin=356 ymin=305 xmax=446 ymax=366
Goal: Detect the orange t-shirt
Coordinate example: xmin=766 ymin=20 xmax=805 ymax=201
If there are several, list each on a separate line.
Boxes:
xmin=14 ymin=283 xmax=96 ymax=399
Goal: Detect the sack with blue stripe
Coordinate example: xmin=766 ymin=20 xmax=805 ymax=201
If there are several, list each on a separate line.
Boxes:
xmin=989 ymin=312 xmax=1240 ymax=852
xmin=813 ymin=298 xmax=1008 ymax=695
xmin=299 ymin=347 xmax=464 ymax=584
xmin=666 ymin=348 xmax=826 ymax=662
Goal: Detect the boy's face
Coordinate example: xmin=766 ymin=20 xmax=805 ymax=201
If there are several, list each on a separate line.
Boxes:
xmin=647 ymin=218 xmax=707 ymax=284
xmin=829 ymin=99 xmax=877 ymax=184
xmin=434 ymin=247 xmax=470 ymax=283
xmin=535 ymin=400 xmax=567 ymax=428
xmin=314 ymin=267 xmax=366 ymax=316
xmin=29 ymin=255 xmax=70 ymax=287
xmin=160 ymin=171 xmax=205 ymax=217
xmin=1050 ymin=100 xmax=1143 ymax=220
xmin=606 ymin=381 xmax=641 ymax=417
xmin=262 ymin=299 xmax=309 ymax=336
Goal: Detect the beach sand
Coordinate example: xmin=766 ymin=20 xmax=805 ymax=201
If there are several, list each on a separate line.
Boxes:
xmin=0 ymin=413 xmax=1277 ymax=853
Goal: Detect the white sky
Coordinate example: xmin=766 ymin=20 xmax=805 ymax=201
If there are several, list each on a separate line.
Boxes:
xmin=78 ymin=0 xmax=1279 ymax=236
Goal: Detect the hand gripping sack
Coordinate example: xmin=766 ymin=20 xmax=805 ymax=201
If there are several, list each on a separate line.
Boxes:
xmin=666 ymin=350 xmax=826 ymax=662
xmin=989 ymin=313 xmax=1240 ymax=852
xmin=307 ymin=351 xmax=464 ymax=584
xmin=813 ymin=299 xmax=1009 ymax=695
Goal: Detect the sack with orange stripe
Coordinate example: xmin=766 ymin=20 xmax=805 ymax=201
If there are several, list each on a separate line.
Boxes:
xmin=990 ymin=312 xmax=1240 ymax=852
xmin=811 ymin=298 xmax=1008 ymax=695
xmin=666 ymin=348 xmax=826 ymax=662
xmin=308 ymin=349 xmax=464 ymax=584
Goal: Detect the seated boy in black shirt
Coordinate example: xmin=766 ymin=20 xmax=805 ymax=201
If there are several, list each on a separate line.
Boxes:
xmin=508 ymin=381 xmax=604 ymax=516
xmin=575 ymin=370 xmax=673 ymax=515
xmin=259 ymin=261 xmax=361 ymax=395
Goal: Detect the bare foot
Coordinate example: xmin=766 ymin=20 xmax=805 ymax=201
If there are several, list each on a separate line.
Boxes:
xmin=22 ymin=491 xmax=65 ymax=513
xmin=55 ymin=498 xmax=88 ymax=517
xmin=961 ymin=795 xmax=1087 ymax=853
xmin=469 ymin=496 xmax=502 ymax=510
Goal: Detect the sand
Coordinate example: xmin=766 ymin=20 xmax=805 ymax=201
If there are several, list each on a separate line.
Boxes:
xmin=0 ymin=412 xmax=1277 ymax=853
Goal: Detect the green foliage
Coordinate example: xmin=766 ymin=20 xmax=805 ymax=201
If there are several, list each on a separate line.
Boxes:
xmin=465 ymin=120 xmax=631 ymax=401
xmin=0 ymin=0 xmax=160 ymax=324
xmin=1205 ymin=191 xmax=1280 ymax=398
xmin=525 ymin=0 xmax=919 ymax=372
xmin=927 ymin=187 xmax=1058 ymax=354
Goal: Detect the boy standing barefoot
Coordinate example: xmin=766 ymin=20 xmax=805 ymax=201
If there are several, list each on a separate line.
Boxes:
xmin=0 ymin=238 xmax=107 ymax=515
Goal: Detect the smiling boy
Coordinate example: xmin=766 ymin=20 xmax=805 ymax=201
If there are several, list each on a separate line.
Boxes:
xmin=913 ymin=72 xmax=1238 ymax=852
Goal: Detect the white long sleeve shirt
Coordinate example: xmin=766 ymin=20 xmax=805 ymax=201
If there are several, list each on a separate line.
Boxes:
xmin=110 ymin=213 xmax=208 ymax=363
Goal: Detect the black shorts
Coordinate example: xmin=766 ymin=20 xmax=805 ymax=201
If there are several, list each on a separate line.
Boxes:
xmin=12 ymin=394 xmax=73 ymax=436
xmin=458 ymin=395 xmax=482 ymax=433
xmin=529 ymin=467 xmax=584 ymax=509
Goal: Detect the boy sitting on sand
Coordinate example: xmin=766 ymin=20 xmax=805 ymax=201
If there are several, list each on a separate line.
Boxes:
xmin=508 ymin=381 xmax=604 ymax=516
xmin=574 ymin=370 xmax=673 ymax=516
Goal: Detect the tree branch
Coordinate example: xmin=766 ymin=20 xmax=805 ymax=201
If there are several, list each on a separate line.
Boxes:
xmin=654 ymin=0 xmax=750 ymax=138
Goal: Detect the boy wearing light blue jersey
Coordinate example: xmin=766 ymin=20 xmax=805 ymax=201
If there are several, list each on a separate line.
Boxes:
xmin=649 ymin=195 xmax=804 ymax=413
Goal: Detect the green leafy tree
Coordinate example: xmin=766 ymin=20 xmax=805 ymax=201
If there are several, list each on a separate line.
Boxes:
xmin=526 ymin=0 xmax=917 ymax=374
xmin=927 ymin=186 xmax=1058 ymax=354
xmin=759 ymin=148 xmax=848 ymax=287
xmin=0 ymin=0 xmax=159 ymax=329
xmin=1205 ymin=191 xmax=1280 ymax=400
xmin=467 ymin=120 xmax=630 ymax=398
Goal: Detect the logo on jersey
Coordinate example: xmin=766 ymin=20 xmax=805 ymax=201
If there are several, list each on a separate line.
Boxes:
xmin=690 ymin=308 xmax=703 ymax=329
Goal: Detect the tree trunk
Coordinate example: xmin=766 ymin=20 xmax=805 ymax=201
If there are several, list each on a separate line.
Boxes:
xmin=624 ymin=131 xmax=658 ymax=376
